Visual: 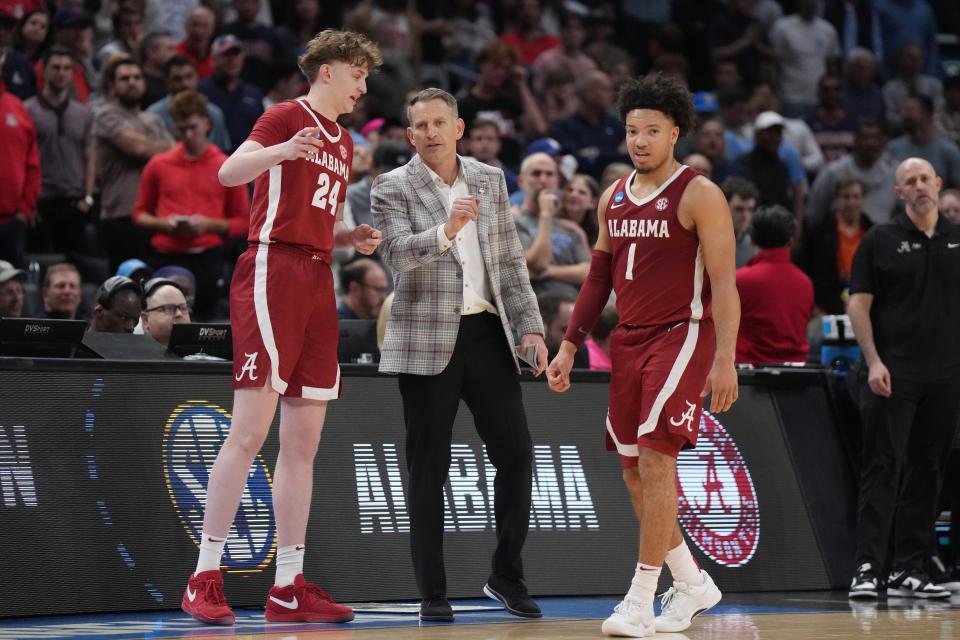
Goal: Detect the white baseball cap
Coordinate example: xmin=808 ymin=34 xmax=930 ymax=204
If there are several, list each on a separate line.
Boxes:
xmin=754 ymin=111 xmax=786 ymax=131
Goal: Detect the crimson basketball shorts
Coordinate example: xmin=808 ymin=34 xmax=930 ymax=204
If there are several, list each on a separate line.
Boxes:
xmin=606 ymin=318 xmax=715 ymax=464
xmin=230 ymin=243 xmax=341 ymax=399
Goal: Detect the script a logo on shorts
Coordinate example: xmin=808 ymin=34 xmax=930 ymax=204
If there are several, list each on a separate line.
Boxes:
xmin=655 ymin=197 xmax=669 ymax=211
xmin=669 ymin=400 xmax=697 ymax=432
xmin=675 ymin=411 xmax=759 ymax=567
xmin=235 ymin=352 xmax=259 ymax=382
xmin=162 ymin=401 xmax=276 ymax=572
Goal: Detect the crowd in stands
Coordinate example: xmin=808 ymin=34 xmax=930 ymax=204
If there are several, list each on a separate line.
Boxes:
xmin=1 ymin=0 xmax=959 ymax=364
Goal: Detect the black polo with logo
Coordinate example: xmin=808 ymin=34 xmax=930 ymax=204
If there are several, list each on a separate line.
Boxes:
xmin=849 ymin=213 xmax=960 ymax=380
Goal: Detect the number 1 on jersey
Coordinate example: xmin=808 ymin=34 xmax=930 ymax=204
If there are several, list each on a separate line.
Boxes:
xmin=311 ymin=173 xmax=341 ymax=216
xmin=625 ymin=243 xmax=636 ymax=280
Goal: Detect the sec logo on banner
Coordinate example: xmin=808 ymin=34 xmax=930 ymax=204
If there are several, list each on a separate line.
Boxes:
xmin=161 ymin=402 xmax=276 ymax=572
xmin=676 ymin=411 xmax=759 ymax=568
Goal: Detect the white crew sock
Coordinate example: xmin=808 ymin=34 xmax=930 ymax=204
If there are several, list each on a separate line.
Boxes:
xmin=665 ymin=541 xmax=704 ymax=585
xmin=275 ymin=544 xmax=305 ymax=587
xmin=626 ymin=562 xmax=661 ymax=602
xmin=195 ymin=532 xmax=227 ymax=574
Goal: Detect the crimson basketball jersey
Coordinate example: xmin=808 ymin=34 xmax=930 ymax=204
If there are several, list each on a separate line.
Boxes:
xmin=246 ymin=99 xmax=353 ymax=260
xmin=606 ymin=164 xmax=711 ymax=327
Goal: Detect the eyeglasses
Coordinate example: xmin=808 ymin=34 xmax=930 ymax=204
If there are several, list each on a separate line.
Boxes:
xmin=146 ymin=303 xmax=191 ymax=315
xmin=360 ymin=282 xmax=389 ymax=295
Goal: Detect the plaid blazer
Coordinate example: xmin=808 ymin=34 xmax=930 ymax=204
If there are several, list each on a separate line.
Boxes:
xmin=371 ymin=154 xmax=543 ymax=376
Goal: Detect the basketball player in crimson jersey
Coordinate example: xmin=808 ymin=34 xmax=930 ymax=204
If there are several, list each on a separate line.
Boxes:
xmin=547 ymin=75 xmax=740 ymax=638
xmin=180 ymin=31 xmax=383 ymax=626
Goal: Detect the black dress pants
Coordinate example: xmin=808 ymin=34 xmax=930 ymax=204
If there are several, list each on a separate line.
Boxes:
xmin=854 ymin=372 xmax=960 ymax=572
xmin=398 ymin=312 xmax=533 ymax=599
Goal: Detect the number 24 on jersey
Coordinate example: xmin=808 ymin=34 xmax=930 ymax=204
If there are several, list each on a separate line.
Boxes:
xmin=311 ymin=173 xmax=341 ymax=216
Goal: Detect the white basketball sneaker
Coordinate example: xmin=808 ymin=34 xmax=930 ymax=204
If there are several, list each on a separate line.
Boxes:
xmin=601 ymin=596 xmax=655 ymax=637
xmin=654 ymin=570 xmax=722 ymax=632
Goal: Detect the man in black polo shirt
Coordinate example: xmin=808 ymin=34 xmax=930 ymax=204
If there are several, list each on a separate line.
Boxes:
xmin=847 ymin=157 xmax=960 ymax=600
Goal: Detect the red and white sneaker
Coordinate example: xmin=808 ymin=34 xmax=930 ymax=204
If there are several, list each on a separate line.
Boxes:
xmin=265 ymin=574 xmax=354 ymax=623
xmin=182 ymin=570 xmax=235 ymax=625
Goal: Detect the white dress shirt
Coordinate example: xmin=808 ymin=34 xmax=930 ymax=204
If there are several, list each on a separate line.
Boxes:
xmin=425 ymin=159 xmax=498 ymax=316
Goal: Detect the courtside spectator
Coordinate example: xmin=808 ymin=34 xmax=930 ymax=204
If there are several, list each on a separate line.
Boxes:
xmin=24 ymin=46 xmax=94 ymax=255
xmin=175 ymin=6 xmax=214 ymax=79
xmin=558 ymin=173 xmax=600 ymax=247
xmin=736 ymin=205 xmax=813 ymax=365
xmin=95 ymin=4 xmax=144 ymax=70
xmin=138 ymin=30 xmax=176 ymax=109
xmin=808 ymin=74 xmax=856 ymax=163
xmin=550 ymin=70 xmax=628 ymax=179
xmin=40 ymin=262 xmax=83 ymax=320
xmin=883 ymin=42 xmax=944 ymax=133
xmin=732 ymin=111 xmax=804 ymax=221
xmin=133 ymin=89 xmax=249 ymax=320
xmin=261 ymin=59 xmax=303 ymax=110
xmin=37 ymin=6 xmax=94 ymax=103
xmin=842 ymin=48 xmax=885 ymax=128
xmin=0 ymin=45 xmax=39 ymax=269
xmin=347 ymin=139 xmax=411 ymax=230
xmin=797 ymin=178 xmax=873 ymax=315
xmin=808 ymin=118 xmax=897 ymax=224
xmin=337 ymin=259 xmax=389 ymax=320
xmin=466 ymin=119 xmax=518 ymax=194
xmin=539 ymin=292 xmax=589 ymax=368
xmin=221 ymin=0 xmax=285 ymax=92
xmin=887 ymin=95 xmax=960 ymax=189
xmin=458 ymin=39 xmax=547 ymax=169
xmin=147 ymin=54 xmax=231 ymax=152
xmin=499 ymin=0 xmax=561 ymax=66
xmin=941 ymin=189 xmax=960 ymax=224
xmin=0 ymin=260 xmax=25 ymax=318
xmin=937 ymin=76 xmax=960 ymax=146
xmin=199 ymin=34 xmax=263 ymax=154
xmin=94 ymin=56 xmax=173 ymax=271
xmin=90 ymin=275 xmax=143 ymax=334
xmin=141 ymin=278 xmax=191 ymax=346
xmin=722 ymin=176 xmax=760 ymax=268
xmin=769 ymin=0 xmax=841 ymax=119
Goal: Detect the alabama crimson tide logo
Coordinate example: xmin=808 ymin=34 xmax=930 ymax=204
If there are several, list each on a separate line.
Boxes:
xmin=676 ymin=411 xmax=759 ymax=567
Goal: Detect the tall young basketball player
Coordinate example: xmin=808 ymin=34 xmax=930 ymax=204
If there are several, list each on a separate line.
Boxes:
xmin=180 ymin=30 xmax=383 ymax=625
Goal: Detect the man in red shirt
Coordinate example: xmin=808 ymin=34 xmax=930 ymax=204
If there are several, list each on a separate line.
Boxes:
xmin=499 ymin=0 xmax=561 ymax=65
xmin=133 ymin=89 xmax=249 ymax=320
xmin=176 ymin=6 xmax=215 ymax=79
xmin=0 ymin=48 xmax=40 ymax=268
xmin=736 ymin=204 xmax=814 ymax=365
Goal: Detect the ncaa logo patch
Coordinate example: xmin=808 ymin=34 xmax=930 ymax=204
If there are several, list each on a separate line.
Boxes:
xmin=655 ymin=197 xmax=669 ymax=211
xmin=162 ymin=402 xmax=276 ymax=572
xmin=676 ymin=411 xmax=759 ymax=567
xmin=614 ymin=191 xmax=625 ymax=203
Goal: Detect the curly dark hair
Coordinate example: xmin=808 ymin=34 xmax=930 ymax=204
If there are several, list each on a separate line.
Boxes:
xmin=616 ymin=73 xmax=696 ymax=137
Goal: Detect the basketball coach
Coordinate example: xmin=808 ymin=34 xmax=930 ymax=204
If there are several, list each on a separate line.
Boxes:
xmin=371 ymin=88 xmax=547 ymax=622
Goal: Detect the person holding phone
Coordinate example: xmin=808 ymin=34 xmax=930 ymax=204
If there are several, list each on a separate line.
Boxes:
xmin=371 ymin=88 xmax=547 ymax=623
xmin=132 ymin=89 xmax=249 ymax=319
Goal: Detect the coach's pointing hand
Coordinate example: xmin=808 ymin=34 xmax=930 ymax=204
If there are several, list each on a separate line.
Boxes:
xmin=443 ymin=196 xmax=479 ymax=240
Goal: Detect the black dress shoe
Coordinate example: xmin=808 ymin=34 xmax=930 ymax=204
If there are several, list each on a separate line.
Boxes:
xmin=419 ymin=598 xmax=454 ymax=622
xmin=483 ymin=575 xmax=542 ymax=618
